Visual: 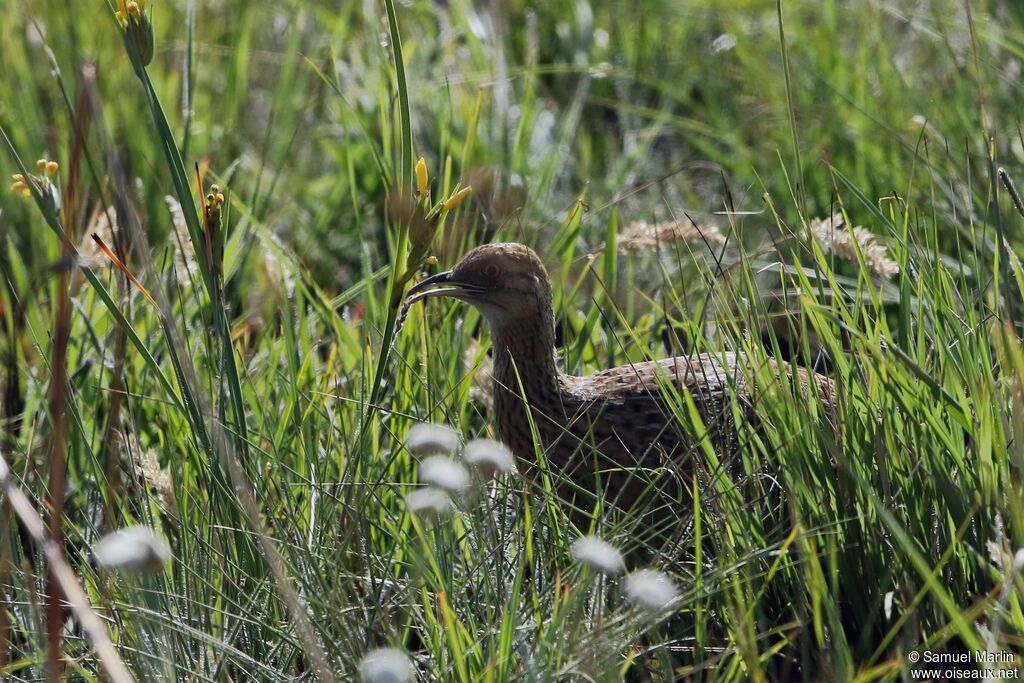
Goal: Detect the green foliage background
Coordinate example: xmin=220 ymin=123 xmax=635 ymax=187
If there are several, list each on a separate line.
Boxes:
xmin=1 ymin=0 xmax=1023 ymax=680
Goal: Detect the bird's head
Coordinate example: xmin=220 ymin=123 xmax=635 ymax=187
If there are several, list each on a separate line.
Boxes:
xmin=406 ymin=243 xmax=553 ymax=331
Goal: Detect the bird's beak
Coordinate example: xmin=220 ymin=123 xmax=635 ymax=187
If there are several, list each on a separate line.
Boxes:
xmin=406 ymin=270 xmax=497 ymax=305
xmin=405 ymin=270 xmax=458 ymax=305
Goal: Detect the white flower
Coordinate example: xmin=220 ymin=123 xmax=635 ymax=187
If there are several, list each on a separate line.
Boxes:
xmin=419 ymin=456 xmax=470 ymax=493
xmin=358 ymin=647 xmax=413 ymax=683
xmin=710 ymin=33 xmax=737 ymax=54
xmin=571 ymin=536 xmax=625 ymax=574
xmin=463 ymin=439 xmax=514 ymax=478
xmin=404 ymin=488 xmax=452 ymax=519
xmin=94 ymin=526 xmax=170 ymax=573
xmin=623 ymin=569 xmax=679 ymax=612
xmin=405 ymin=423 xmax=459 ymax=457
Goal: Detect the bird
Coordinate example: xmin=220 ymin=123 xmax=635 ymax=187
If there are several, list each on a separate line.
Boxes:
xmin=407 ymin=242 xmax=835 ymax=533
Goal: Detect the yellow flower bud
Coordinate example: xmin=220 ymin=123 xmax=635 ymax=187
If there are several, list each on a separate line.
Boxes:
xmin=36 ymin=159 xmax=48 ymax=171
xmin=442 ymin=185 xmax=472 ymax=211
xmin=415 ymin=157 xmax=428 ymax=196
xmin=120 ymin=0 xmax=155 ymax=67
xmin=11 ymin=174 xmax=24 ymax=182
xmin=46 ymin=161 xmax=59 ymax=175
xmin=425 ymin=255 xmax=439 ymax=266
xmin=10 ymin=181 xmax=27 ymax=192
xmin=20 ymin=189 xmax=31 ymax=199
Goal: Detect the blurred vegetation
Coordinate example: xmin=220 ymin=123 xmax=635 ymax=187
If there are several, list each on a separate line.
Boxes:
xmin=1 ymin=0 xmax=1023 ymax=680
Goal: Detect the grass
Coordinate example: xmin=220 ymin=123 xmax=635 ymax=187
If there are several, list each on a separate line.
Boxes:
xmin=1 ymin=0 xmax=1023 ymax=680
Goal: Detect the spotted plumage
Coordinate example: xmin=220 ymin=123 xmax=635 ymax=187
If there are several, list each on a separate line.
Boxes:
xmin=407 ymin=242 xmax=834 ymax=518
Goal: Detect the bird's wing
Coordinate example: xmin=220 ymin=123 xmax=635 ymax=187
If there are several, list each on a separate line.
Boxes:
xmin=572 ymin=353 xmax=740 ymax=402
xmin=559 ymin=351 xmax=835 ymax=454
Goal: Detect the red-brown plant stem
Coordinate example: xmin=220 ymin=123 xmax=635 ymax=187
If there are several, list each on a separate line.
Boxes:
xmin=102 ymin=306 xmax=128 ymax=532
xmin=0 ymin=295 xmax=21 ymax=672
xmin=44 ymin=244 xmax=71 ymax=679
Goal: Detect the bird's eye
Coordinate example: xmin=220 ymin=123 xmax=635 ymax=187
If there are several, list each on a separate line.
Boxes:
xmin=483 ymin=263 xmax=501 ymax=279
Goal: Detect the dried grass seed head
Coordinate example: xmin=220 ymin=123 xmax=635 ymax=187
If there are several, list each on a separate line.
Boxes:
xmin=617 ymin=218 xmax=725 ymax=254
xmin=808 ymin=212 xmax=899 ymax=281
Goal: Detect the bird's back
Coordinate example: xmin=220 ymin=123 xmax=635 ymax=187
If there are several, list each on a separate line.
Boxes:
xmin=561 ymin=351 xmax=832 ymax=439
xmin=497 ymin=351 xmax=832 ymax=520
xmin=555 ymin=353 xmax=745 ymax=479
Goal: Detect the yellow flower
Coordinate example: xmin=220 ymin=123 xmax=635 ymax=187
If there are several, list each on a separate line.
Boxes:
xmin=208 ymin=184 xmax=225 ymax=206
xmin=10 ymin=162 xmax=61 ymax=208
xmin=442 ymin=185 xmax=472 ymax=211
xmin=117 ymin=0 xmax=155 ymax=67
xmin=415 ymin=157 xmax=428 ymax=196
xmin=9 ymin=179 xmax=32 ymax=199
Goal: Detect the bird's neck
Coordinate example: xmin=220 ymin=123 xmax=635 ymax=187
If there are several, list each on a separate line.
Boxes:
xmin=490 ymin=311 xmax=561 ymax=399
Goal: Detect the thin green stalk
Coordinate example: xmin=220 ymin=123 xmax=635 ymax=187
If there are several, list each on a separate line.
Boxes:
xmin=776 ymin=0 xmax=806 ymax=217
